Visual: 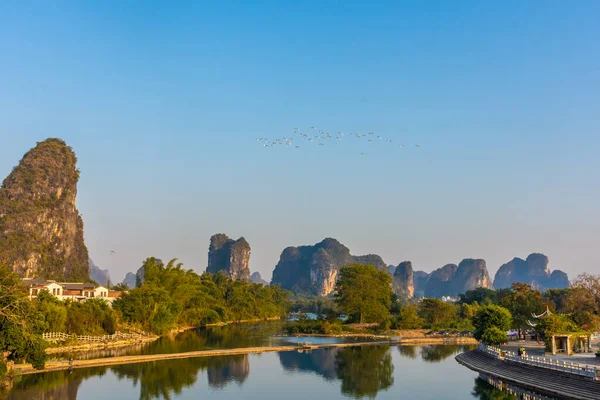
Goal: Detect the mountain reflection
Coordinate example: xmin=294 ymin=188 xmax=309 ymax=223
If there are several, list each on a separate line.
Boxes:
xmin=279 ymin=345 xmax=394 ymax=399
xmin=207 ymin=355 xmax=250 ymax=388
xmin=279 ymin=348 xmax=338 ymax=380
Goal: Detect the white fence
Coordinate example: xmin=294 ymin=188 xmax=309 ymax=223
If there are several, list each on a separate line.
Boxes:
xmin=42 ymin=331 xmax=148 ymax=342
xmin=478 ymin=343 xmax=600 ymax=380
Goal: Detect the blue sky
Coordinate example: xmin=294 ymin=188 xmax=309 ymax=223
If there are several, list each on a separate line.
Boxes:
xmin=1 ymin=1 xmax=598 ymax=282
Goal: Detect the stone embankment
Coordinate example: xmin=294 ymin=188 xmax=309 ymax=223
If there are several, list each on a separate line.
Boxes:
xmin=457 ymin=349 xmax=600 ymax=400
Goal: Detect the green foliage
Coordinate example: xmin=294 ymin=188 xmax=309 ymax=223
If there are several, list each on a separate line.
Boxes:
xmin=499 ymin=283 xmax=551 ymax=336
xmin=285 ymin=317 xmax=343 ymax=335
xmin=0 ymin=266 xmax=47 ymax=375
xmin=459 ymin=288 xmax=498 ymax=305
xmin=533 ymin=314 xmax=580 ymax=338
xmin=33 ymin=290 xmax=67 ymax=332
xmin=65 ymin=299 xmax=118 ymax=335
xmin=562 ymin=274 xmax=600 ymax=331
xmin=114 ymin=257 xmax=291 ymax=335
xmin=472 ymin=305 xmax=512 ymax=343
xmin=480 ymin=326 xmax=507 ymax=345
xmin=289 ymin=296 xmax=335 ymax=314
xmin=395 ymin=304 xmax=424 ymax=329
xmin=334 ymin=264 xmax=392 ymax=324
xmin=418 ymin=299 xmax=459 ymax=329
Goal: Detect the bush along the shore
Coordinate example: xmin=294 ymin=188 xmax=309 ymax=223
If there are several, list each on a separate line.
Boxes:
xmin=113 ymin=258 xmax=291 ymax=335
xmin=0 ymin=266 xmax=47 ymax=377
xmin=285 ymin=316 xmax=343 ymax=335
xmin=472 ymin=305 xmax=512 ymax=345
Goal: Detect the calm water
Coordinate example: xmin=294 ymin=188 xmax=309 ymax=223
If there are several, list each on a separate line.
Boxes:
xmin=6 ymin=345 xmax=556 ymax=399
xmin=6 ymin=324 xmax=555 ymax=399
xmin=49 ymin=321 xmax=379 ymax=361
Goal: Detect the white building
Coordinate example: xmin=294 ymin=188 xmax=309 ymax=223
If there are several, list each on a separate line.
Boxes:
xmin=22 ymin=278 xmax=120 ymax=305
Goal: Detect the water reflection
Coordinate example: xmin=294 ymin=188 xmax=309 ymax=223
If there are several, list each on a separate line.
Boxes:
xmin=279 ymin=348 xmax=338 ymax=380
xmin=6 ymin=343 xmax=555 ymax=400
xmin=472 ymin=375 xmax=556 ymax=400
xmin=207 ymin=356 xmax=249 ymax=388
xmin=418 ymin=345 xmax=474 ymax=363
xmin=397 ymin=345 xmax=418 ymax=359
xmin=7 ymin=355 xmax=249 ymax=400
xmin=5 ymin=367 xmax=107 ymax=400
xmin=50 ymin=321 xmax=285 ymax=361
xmin=279 ymin=345 xmax=394 ymax=398
xmin=335 ymin=346 xmax=394 ymax=398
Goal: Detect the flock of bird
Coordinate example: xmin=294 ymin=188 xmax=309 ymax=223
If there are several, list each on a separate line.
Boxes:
xmin=256 ymin=126 xmax=420 ymax=155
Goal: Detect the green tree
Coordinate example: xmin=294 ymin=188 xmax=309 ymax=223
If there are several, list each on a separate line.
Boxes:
xmin=334 ymin=264 xmax=392 ymax=324
xmin=480 ymin=327 xmax=508 ymax=346
xmin=472 ymin=304 xmax=512 ymax=343
xmin=114 ymin=257 xmax=290 ymax=335
xmin=0 ymin=266 xmax=47 ymax=375
xmin=418 ymin=299 xmax=459 ymax=329
xmin=397 ymin=304 xmax=424 ymax=329
xmin=563 ymin=274 xmax=600 ymax=331
xmin=500 ymin=283 xmax=550 ymax=340
xmin=459 ymin=288 xmax=497 ymax=305
xmin=34 ymin=290 xmax=67 ymax=332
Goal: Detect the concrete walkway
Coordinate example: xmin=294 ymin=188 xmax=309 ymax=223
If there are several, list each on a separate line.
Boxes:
xmin=457 ymin=349 xmax=600 ymax=400
xmin=11 ymin=341 xmax=390 ymax=376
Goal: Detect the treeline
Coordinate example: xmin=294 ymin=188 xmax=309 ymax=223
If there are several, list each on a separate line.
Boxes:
xmin=287 ymin=264 xmax=600 ymax=348
xmin=113 ymin=258 xmax=290 ymax=335
xmin=34 ymin=291 xmax=118 ymax=335
xmin=0 ymin=258 xmax=290 ymax=376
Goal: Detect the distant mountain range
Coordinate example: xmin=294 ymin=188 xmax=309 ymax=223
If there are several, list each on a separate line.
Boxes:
xmin=269 ymin=237 xmax=569 ymax=299
xmin=1 ymin=139 xmax=572 ymax=298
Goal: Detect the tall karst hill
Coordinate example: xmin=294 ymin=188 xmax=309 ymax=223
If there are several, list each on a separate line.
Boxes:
xmin=207 ymin=233 xmax=251 ymax=281
xmin=424 ymin=259 xmax=493 ymax=298
xmin=493 ymin=253 xmax=569 ymax=291
xmin=0 ymin=138 xmax=89 ymax=280
xmin=271 ymin=238 xmax=390 ymax=296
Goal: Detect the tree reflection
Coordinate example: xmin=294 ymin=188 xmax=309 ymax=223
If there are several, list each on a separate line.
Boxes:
xmin=397 ymin=345 xmax=418 ymax=359
xmin=471 ymin=377 xmax=517 ymax=400
xmin=5 ymin=367 xmax=108 ymax=400
xmin=111 ymin=355 xmax=249 ymax=400
xmin=419 ymin=345 xmax=472 ymax=363
xmin=335 ymin=346 xmax=394 ymax=399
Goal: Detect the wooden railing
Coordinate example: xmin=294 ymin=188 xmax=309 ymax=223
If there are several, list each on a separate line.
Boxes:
xmin=478 ymin=343 xmax=600 ymax=380
xmin=42 ymin=331 xmax=149 ymax=342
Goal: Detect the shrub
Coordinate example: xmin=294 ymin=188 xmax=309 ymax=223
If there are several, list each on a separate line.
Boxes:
xmin=481 ymin=327 xmax=507 ymax=345
xmin=200 ymin=309 xmax=221 ymax=325
xmin=472 ymin=305 xmax=512 ymax=342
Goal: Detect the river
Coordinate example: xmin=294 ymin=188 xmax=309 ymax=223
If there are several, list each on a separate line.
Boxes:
xmin=5 ymin=323 xmax=556 ymax=399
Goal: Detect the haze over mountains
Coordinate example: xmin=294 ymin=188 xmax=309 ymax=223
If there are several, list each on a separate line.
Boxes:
xmin=1 ymin=139 xmax=573 ymax=297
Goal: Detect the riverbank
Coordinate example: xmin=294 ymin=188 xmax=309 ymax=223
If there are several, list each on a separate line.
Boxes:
xmin=11 ymin=340 xmax=389 ymax=377
xmin=286 ymin=327 xmax=478 ymax=345
xmin=45 ymin=336 xmax=159 ymax=355
xmin=44 ymin=317 xmax=283 ymax=355
xmin=287 ymin=333 xmax=477 ymax=345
